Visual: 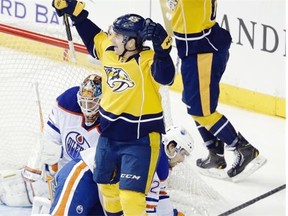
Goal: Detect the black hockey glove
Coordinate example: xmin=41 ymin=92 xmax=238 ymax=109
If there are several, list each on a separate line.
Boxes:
xmin=52 ymin=0 xmax=88 ymax=24
xmin=142 ymin=18 xmax=173 ymax=58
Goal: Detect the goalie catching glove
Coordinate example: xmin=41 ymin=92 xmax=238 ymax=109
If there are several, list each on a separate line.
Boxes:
xmin=52 ymin=0 xmax=88 ymax=24
xmin=141 ymin=18 xmax=173 ymax=58
xmin=22 ymin=134 xmax=62 ymax=183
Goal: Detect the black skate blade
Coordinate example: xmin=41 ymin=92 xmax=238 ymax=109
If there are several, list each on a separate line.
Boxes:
xmin=230 ymin=155 xmax=267 ymax=183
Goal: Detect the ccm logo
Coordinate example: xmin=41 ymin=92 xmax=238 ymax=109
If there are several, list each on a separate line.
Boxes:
xmin=121 ymin=174 xmax=141 ymax=180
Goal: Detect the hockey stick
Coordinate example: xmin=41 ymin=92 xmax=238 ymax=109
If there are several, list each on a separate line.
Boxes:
xmin=63 ymin=13 xmax=76 ymax=62
xmin=33 ymin=82 xmax=44 ymax=132
xmin=21 ymin=82 xmax=45 ymax=198
xmin=32 ymin=82 xmax=54 ymax=201
xmin=218 ymin=184 xmax=286 ymax=216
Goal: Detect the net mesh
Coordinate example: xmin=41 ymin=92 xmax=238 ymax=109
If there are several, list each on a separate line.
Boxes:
xmin=168 ymin=162 xmax=229 ymax=215
xmin=0 ymin=24 xmax=96 ymax=170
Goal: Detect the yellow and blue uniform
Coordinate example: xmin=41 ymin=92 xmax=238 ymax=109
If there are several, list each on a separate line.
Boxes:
xmin=168 ymin=0 xmax=231 ymax=57
xmin=76 ymin=22 xmax=174 ymax=141
xmin=162 ymin=0 xmax=239 ymax=147
xmin=72 ymin=14 xmax=175 ymax=216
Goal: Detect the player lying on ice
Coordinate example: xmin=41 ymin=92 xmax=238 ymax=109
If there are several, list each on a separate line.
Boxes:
xmin=30 ymin=125 xmax=193 ymax=216
xmin=0 ymin=74 xmax=102 ymax=208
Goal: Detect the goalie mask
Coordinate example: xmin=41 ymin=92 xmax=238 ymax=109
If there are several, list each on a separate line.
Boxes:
xmin=162 ymin=125 xmax=194 ymax=159
xmin=77 ymin=74 xmax=102 ymax=126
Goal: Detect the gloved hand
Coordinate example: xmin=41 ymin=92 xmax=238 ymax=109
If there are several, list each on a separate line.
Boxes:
xmin=52 ymin=0 xmax=88 ymax=25
xmin=52 ymin=0 xmax=85 ymax=17
xmin=141 ymin=18 xmax=173 ymax=58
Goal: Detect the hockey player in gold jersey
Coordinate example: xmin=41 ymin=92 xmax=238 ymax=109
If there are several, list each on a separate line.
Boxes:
xmin=52 ymin=0 xmax=175 ymax=215
xmin=160 ymin=0 xmax=266 ymax=181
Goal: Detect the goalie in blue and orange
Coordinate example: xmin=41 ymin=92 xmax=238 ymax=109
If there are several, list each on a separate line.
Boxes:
xmin=0 ymin=74 xmax=103 ymax=208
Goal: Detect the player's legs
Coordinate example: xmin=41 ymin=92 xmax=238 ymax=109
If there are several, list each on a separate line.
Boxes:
xmin=93 ymin=136 xmax=122 ymax=215
xmin=119 ymin=132 xmax=161 ymax=216
xmin=93 ymin=135 xmax=118 ymax=184
xmin=194 ymin=121 xmax=227 ymax=169
xmin=181 ymin=51 xmax=238 ymax=145
xmin=181 ymin=51 xmax=260 ymax=177
xmin=98 ymin=183 xmax=123 ymax=216
xmin=50 ymin=159 xmax=104 ymax=216
xmin=96 ymin=132 xmax=161 ymax=216
xmin=120 ymin=189 xmax=147 ymax=216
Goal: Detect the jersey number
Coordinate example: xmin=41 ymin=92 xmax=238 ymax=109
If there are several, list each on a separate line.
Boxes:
xmin=150 ymin=180 xmax=160 ymax=194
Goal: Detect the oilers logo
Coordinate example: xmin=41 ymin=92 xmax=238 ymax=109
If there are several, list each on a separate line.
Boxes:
xmin=76 ymin=205 xmax=84 ymax=214
xmin=65 ymin=132 xmax=90 ymax=159
xmin=104 ymin=66 xmax=135 ymax=92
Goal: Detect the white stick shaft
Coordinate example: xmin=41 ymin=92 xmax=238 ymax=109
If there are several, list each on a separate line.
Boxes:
xmin=32 ymin=82 xmax=54 ymax=201
xmin=68 ymin=40 xmax=76 ymax=62
xmin=32 ymin=82 xmax=44 ymax=132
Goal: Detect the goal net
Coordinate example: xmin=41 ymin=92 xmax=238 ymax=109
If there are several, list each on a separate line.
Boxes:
xmin=0 ymin=22 xmax=98 ymax=170
xmin=0 ymin=21 xmax=228 ymax=215
xmin=167 ymin=162 xmax=229 ymax=215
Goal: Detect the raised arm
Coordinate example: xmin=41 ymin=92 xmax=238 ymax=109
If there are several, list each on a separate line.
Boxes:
xmin=141 ymin=18 xmax=175 ymax=85
xmin=52 ymin=0 xmax=102 ymax=57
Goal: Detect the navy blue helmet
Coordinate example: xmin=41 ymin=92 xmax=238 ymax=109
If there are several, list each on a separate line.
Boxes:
xmin=112 ymin=14 xmax=146 ymax=49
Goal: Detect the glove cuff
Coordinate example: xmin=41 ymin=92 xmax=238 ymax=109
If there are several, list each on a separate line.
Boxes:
xmin=73 ymin=1 xmax=85 ymax=16
xmin=71 ymin=10 xmax=89 ymax=25
xmin=153 ymin=42 xmax=172 ymax=59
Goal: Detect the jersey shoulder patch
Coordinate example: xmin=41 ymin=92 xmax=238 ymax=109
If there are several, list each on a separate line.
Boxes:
xmin=57 ymin=86 xmax=82 ymax=114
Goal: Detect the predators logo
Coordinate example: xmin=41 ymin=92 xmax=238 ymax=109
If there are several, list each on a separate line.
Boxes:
xmin=104 ymin=66 xmax=135 ymax=92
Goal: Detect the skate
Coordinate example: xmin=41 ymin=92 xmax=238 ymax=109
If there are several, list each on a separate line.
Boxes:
xmin=227 ymin=133 xmax=267 ymax=182
xmin=196 ymin=140 xmax=228 ymax=179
